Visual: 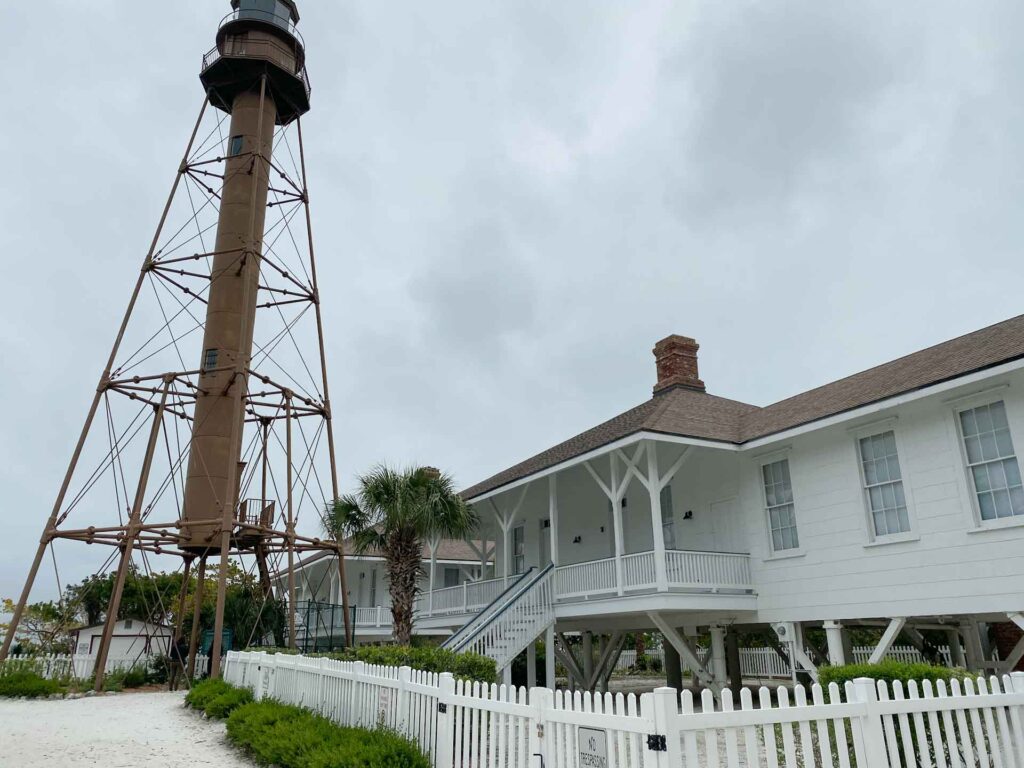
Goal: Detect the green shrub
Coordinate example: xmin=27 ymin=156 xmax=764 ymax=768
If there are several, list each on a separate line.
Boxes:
xmin=185 ymin=678 xmax=234 ymax=711
xmin=818 ymin=659 xmax=973 ymax=689
xmin=147 ymin=654 xmax=172 ymax=685
xmin=205 ymin=685 xmax=254 ymax=719
xmin=329 ymin=646 xmax=496 ymax=684
xmin=227 ymin=699 xmax=430 ymax=768
xmin=100 ymin=665 xmax=149 ymax=692
xmin=0 ymin=671 xmax=65 ymax=699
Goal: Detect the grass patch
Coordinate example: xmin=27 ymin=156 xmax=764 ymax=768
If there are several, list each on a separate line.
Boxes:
xmin=226 ymin=699 xmax=430 ymax=768
xmin=0 ymin=671 xmax=65 ymax=699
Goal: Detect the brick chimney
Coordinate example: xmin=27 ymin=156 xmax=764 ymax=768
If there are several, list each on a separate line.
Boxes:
xmin=653 ymin=335 xmax=705 ymax=395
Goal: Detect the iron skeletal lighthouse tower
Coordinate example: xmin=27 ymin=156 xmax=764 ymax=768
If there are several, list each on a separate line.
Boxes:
xmin=0 ymin=0 xmax=352 ymax=687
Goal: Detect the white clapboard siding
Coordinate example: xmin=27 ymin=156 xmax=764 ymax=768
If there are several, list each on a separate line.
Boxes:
xmin=224 ymin=650 xmax=1024 ymax=768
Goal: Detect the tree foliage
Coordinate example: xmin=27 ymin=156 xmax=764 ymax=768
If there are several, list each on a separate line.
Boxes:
xmin=3 ymin=561 xmax=284 ymax=656
xmin=323 ymin=465 xmax=477 ymax=645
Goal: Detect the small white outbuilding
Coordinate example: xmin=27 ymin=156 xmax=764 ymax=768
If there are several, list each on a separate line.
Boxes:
xmin=71 ymin=619 xmax=172 ymax=660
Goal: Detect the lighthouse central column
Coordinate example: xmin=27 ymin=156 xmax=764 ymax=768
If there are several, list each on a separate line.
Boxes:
xmin=181 ymin=87 xmax=277 ymax=553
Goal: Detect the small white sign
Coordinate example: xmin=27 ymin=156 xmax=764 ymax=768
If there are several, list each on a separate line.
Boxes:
xmin=377 ymin=688 xmax=392 ymax=722
xmin=578 ymin=727 xmax=608 ymax=768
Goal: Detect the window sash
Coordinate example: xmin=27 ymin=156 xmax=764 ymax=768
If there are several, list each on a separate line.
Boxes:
xmin=858 ymin=431 xmax=911 ymax=537
xmin=959 ymin=402 xmax=1024 ymax=521
xmin=762 ymin=459 xmax=799 ymax=551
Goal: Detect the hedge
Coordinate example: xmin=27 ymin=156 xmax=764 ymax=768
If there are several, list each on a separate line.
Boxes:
xmin=185 ymin=678 xmax=253 ymax=718
xmin=0 ymin=671 xmax=64 ymax=699
xmin=818 ymin=659 xmax=974 ymax=688
xmin=332 ymin=646 xmax=496 ymax=684
xmin=187 ymin=679 xmax=429 ymax=768
xmin=245 ymin=645 xmax=497 ymax=685
xmin=226 ymin=700 xmax=430 ymax=768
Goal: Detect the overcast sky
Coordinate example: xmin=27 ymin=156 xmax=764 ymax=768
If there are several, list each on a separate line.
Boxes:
xmin=1 ymin=0 xmax=1022 ymax=601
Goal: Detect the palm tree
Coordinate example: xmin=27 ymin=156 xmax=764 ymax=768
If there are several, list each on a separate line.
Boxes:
xmin=324 ymin=465 xmax=478 ymax=645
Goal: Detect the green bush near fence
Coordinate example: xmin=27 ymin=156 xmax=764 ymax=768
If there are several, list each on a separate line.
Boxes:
xmin=185 ymin=677 xmax=254 ymax=718
xmin=0 ymin=671 xmax=65 ymax=699
xmin=244 ymin=645 xmax=497 ymax=685
xmin=189 ymin=679 xmax=430 ymax=768
xmin=227 ymin=700 xmax=430 ymax=768
xmin=818 ymin=659 xmax=973 ymax=689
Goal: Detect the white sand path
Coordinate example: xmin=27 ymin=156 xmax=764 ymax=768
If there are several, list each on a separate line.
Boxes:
xmin=0 ymin=691 xmax=253 ymax=767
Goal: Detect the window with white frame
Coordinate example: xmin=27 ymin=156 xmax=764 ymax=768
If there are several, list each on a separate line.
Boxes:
xmin=762 ymin=459 xmax=800 ymax=552
xmin=959 ymin=400 xmax=1024 ymax=521
xmin=660 ymin=485 xmax=676 ymax=549
xmin=858 ymin=431 xmax=911 ymax=537
xmin=512 ymin=524 xmax=526 ymax=574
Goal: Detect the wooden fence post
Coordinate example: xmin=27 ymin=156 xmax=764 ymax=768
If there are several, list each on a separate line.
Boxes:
xmin=851 ymin=677 xmax=890 ymax=767
xmin=397 ymin=666 xmax=412 ymax=735
xmin=351 ymin=661 xmax=365 ymax=728
xmin=435 ymin=672 xmax=456 ymax=768
xmin=529 ymin=686 xmax=553 ymax=768
xmin=650 ymin=687 xmax=681 ymax=768
xmin=316 ymin=657 xmax=328 ymax=715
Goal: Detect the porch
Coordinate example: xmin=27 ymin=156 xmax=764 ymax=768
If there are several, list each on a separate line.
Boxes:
xmin=414 ymin=547 xmax=754 ymax=620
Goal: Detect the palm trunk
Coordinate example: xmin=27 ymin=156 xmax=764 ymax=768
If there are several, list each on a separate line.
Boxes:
xmin=387 ymin=530 xmax=422 ymax=646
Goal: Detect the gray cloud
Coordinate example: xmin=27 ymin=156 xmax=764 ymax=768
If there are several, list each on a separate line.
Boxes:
xmin=1 ymin=1 xmax=1022 ymax=600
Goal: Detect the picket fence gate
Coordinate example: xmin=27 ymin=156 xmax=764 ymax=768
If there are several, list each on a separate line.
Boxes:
xmin=224 ymin=651 xmax=1024 ymax=768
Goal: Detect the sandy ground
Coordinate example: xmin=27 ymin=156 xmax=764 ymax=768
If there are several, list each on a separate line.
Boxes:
xmin=0 ymin=691 xmax=253 ymax=767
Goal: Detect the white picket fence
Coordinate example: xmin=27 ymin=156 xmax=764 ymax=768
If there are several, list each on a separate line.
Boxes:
xmin=2 ymin=653 xmax=209 ymax=680
xmin=224 ymin=650 xmax=1024 ymax=768
xmin=615 ymin=646 xmax=956 ymax=677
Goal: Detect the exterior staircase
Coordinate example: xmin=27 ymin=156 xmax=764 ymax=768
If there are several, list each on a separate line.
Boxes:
xmin=442 ymin=564 xmax=556 ymax=671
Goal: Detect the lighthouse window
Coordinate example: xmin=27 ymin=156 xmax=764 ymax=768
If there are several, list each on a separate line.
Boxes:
xmin=203 ymin=349 xmax=219 ymax=370
xmin=229 ymin=135 xmax=244 ymax=157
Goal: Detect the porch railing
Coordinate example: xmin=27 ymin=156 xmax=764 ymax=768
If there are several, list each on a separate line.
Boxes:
xmin=554 ymin=549 xmax=753 ymax=600
xmin=407 ymin=549 xmax=753 ymax=623
xmin=665 ymin=549 xmax=753 ymax=591
xmin=415 ymin=575 xmax=511 ymax=617
xmin=556 ymin=556 xmax=617 ymax=599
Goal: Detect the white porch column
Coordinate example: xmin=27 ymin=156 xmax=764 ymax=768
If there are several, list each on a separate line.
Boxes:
xmin=824 ymin=620 xmax=846 ymax=666
xmin=427 ymin=537 xmax=439 ymax=617
xmin=709 ymin=625 xmax=728 ymax=690
xmin=527 ymin=642 xmax=537 ymax=689
xmin=548 ymin=475 xmax=560 ymax=567
xmin=545 ymin=624 xmax=556 ymax=688
xmin=492 ymin=486 xmax=529 ymax=583
xmin=646 ymin=442 xmax=669 ymax=592
xmin=610 ymin=455 xmax=625 ymax=596
xmin=582 ymin=632 xmax=594 ymax=688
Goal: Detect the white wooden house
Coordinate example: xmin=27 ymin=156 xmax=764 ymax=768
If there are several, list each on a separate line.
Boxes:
xmin=411 ymin=316 xmax=1024 ymax=690
xmin=71 ymin=619 xmax=171 ymax=660
xmin=275 ymin=538 xmax=492 ymax=646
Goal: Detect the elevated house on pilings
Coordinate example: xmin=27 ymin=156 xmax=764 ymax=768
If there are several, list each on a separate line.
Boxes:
xmin=414 ymin=315 xmax=1024 ymax=692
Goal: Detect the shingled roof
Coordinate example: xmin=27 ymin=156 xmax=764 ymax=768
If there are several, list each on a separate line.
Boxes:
xmin=463 ymin=314 xmax=1024 ymax=500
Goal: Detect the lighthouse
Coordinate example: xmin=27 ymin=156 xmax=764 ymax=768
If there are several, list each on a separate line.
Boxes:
xmin=0 ymin=0 xmax=352 ymax=688
xmin=183 ymin=0 xmax=310 ymax=554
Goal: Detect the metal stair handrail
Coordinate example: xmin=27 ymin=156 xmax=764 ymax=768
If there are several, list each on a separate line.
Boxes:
xmin=447 ymin=563 xmax=555 ymax=655
xmin=439 ymin=568 xmax=535 ymax=650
